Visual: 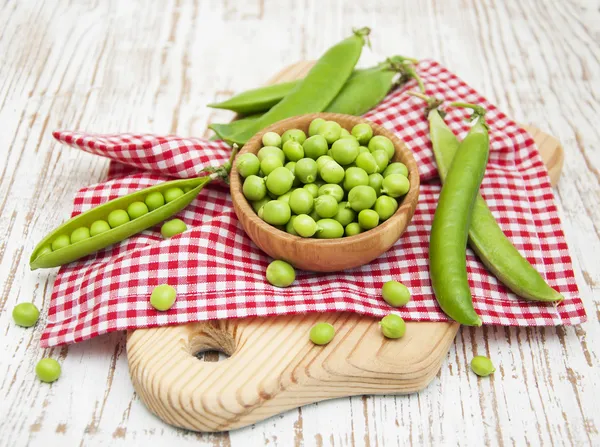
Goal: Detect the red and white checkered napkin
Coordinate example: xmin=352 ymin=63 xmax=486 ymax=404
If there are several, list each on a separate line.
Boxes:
xmin=40 ymin=60 xmax=586 ymax=347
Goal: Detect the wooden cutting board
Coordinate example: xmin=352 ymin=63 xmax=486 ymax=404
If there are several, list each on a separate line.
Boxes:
xmin=126 ymin=62 xmax=564 ymax=432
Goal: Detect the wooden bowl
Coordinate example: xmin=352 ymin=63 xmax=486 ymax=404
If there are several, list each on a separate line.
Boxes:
xmin=230 ymin=113 xmax=420 ymax=272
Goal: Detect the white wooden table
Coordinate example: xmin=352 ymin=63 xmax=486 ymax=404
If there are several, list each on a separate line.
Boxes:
xmin=1 ymin=1 xmax=598 ymax=445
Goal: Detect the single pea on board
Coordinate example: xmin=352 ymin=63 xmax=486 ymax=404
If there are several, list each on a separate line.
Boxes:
xmin=309 ymin=322 xmax=335 ymax=345
xmin=12 ymin=303 xmax=40 ymax=327
xmin=266 ymin=260 xmax=295 ymax=287
xmin=470 ymin=356 xmax=496 ymax=377
xmin=35 ymin=358 xmax=61 ymax=383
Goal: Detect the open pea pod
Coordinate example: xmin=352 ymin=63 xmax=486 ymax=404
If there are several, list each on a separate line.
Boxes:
xmin=29 ymin=176 xmax=213 ymax=270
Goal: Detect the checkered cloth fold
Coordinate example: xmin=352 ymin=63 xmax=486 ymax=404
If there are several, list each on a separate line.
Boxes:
xmin=40 ymin=60 xmax=585 ymax=347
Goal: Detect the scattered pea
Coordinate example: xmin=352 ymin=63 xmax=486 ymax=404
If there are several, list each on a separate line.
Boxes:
xmin=150 ymin=284 xmax=177 ymax=311
xmin=309 ymin=322 xmax=335 ymax=345
xmin=266 ymin=259 xmax=295 ymax=287
xmin=379 ymin=314 xmax=406 ymax=339
xmin=12 ymin=303 xmax=40 ymax=327
xmin=107 ymin=209 xmax=130 ymax=228
xmin=161 ymin=218 xmax=187 ymax=239
xmin=90 ymin=220 xmax=111 ymax=236
xmin=70 ymin=226 xmax=91 ymax=244
xmin=127 ymin=201 xmax=149 ymax=219
xmin=35 ymin=358 xmax=61 ymax=383
xmin=381 ymin=280 xmax=411 ymax=307
xmin=145 ymin=191 xmax=165 ymax=211
xmin=470 ymin=356 xmax=496 ymax=377
xmin=164 ymin=187 xmax=185 ymax=203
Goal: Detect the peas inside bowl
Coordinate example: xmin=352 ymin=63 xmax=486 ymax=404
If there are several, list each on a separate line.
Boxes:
xmin=230 ymin=113 xmax=420 ymax=272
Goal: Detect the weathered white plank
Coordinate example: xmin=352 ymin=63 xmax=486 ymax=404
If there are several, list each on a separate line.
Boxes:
xmin=0 ymin=0 xmax=599 ymax=445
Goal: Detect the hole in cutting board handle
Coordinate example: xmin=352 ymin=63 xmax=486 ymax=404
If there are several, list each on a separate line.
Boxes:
xmin=195 ymin=349 xmax=231 ymax=362
xmin=187 ymin=322 xmax=236 ymax=362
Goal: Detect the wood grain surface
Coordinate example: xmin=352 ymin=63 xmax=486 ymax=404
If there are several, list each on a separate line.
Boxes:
xmin=1 ymin=1 xmax=598 ymax=446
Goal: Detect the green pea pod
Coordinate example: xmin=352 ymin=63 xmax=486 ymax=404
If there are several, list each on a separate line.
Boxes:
xmin=414 ymin=93 xmax=563 ymax=303
xmin=429 ymin=104 xmax=489 ymax=326
xmin=207 ymin=80 xmax=300 ymax=115
xmin=228 ymin=27 xmax=371 ymax=145
xmin=30 ymin=149 xmax=238 ymax=270
xmin=209 ymin=114 xmax=262 ymax=143
xmin=30 ymin=176 xmax=211 ymax=270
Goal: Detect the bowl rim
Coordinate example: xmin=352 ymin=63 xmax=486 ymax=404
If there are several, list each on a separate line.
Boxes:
xmin=229 ymin=112 xmax=420 ymax=248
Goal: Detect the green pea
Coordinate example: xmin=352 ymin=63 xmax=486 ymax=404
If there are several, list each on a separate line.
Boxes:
xmin=145 ymin=191 xmax=165 ymax=211
xmin=266 ymin=259 xmax=295 ymax=287
xmin=260 ymin=154 xmax=284 ymax=176
xmin=314 ymin=195 xmax=339 ymax=218
xmin=470 ymin=356 xmax=496 ymax=377
xmin=331 ymin=137 xmax=359 ymax=166
xmin=183 ymin=186 xmax=193 ymax=193
xmin=108 ymin=209 xmax=131 ymax=228
xmin=90 ymin=220 xmax=111 ymax=236
xmin=303 ymin=183 xmax=319 ymax=198
xmin=70 ymin=227 xmax=91 ymax=244
xmin=368 ymin=173 xmax=384 ymax=196
xmin=294 ymin=158 xmax=318 ymax=184
xmin=316 ymin=155 xmax=334 ymax=171
xmin=358 ymin=209 xmax=379 ymax=230
xmin=333 ymin=202 xmax=356 ymax=227
xmin=382 ymin=280 xmax=411 ymax=307
xmin=35 ymin=358 xmax=61 ymax=383
xmin=236 ymin=153 xmax=261 ymax=178
xmin=374 ymin=195 xmax=398 ymax=221
xmin=345 ymin=222 xmax=362 ymax=237
xmin=372 ymin=150 xmax=390 ymax=173
xmin=379 ymin=314 xmax=406 ymax=339
xmin=293 ymin=214 xmax=318 ymax=238
xmin=357 ymin=150 xmax=381 ymax=174
xmin=358 ymin=146 xmax=370 ymax=154
xmin=283 ymin=140 xmax=304 ymax=162
xmin=12 ymin=303 xmax=40 ymax=327
xmin=51 ymin=234 xmax=70 ymax=251
xmin=347 ymin=185 xmax=377 ymax=212
xmin=127 ymin=201 xmax=149 ymax=219
xmin=251 ymin=197 xmax=270 ymax=214
xmin=266 ymin=167 xmax=295 ymax=196
xmin=289 ymin=188 xmax=314 ymax=215
xmin=308 ymin=209 xmax=320 ymax=222
xmin=285 ymin=161 xmax=302 ymax=187
xmin=262 ymin=131 xmax=282 ymax=148
xmin=303 ymin=135 xmax=329 ymax=159
xmin=285 ymin=215 xmax=299 ymax=236
xmin=281 ymin=129 xmax=306 ymax=145
xmin=383 ymin=162 xmax=408 ymax=178
xmin=150 ymin=284 xmax=177 ymax=311
xmin=257 ymin=146 xmax=285 ymax=163
xmin=352 ymin=123 xmax=373 ymax=145
xmin=164 ymin=187 xmax=185 ymax=203
xmin=319 ymin=160 xmax=345 ymax=184
xmin=343 ymin=167 xmax=369 ymax=191
xmin=309 ymin=322 xmax=335 ymax=345
xmin=381 ymin=174 xmax=410 ymax=198
xmin=243 ymin=175 xmax=267 ymax=201
xmin=308 ymin=118 xmax=326 ymax=137
xmin=316 ymin=218 xmax=344 ymax=239
xmin=161 ymin=218 xmax=187 ymax=239
xmin=368 ymin=135 xmax=395 ymax=160
xmin=262 ymin=200 xmax=291 ymax=226
xmin=318 ymin=184 xmax=344 ymax=203
xmin=37 ymin=244 xmax=52 ymax=258
xmin=277 ymin=190 xmax=293 ymax=204
xmin=317 ymin=121 xmax=342 ymax=144
xmin=340 ymin=128 xmax=351 ymax=137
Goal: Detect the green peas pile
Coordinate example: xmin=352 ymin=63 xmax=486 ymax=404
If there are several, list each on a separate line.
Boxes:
xmin=43 ymin=187 xmax=190 ymax=256
xmin=239 ymin=120 xmax=410 ymax=238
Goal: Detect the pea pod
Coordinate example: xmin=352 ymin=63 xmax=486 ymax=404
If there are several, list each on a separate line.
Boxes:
xmin=410 ymin=92 xmax=563 ymax=303
xmin=207 ymin=80 xmax=300 ymax=115
xmin=210 ymin=114 xmax=262 ymax=143
xmin=30 ymin=150 xmax=238 ymax=270
xmin=429 ymin=104 xmax=489 ymax=326
xmin=227 ymin=27 xmax=371 ymax=145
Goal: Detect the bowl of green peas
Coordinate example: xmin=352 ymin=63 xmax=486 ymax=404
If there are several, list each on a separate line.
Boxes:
xmin=230 ymin=113 xmax=420 ymax=272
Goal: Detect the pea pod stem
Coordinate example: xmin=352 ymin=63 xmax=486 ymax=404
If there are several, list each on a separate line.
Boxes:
xmin=409 ymin=91 xmax=563 ymax=303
